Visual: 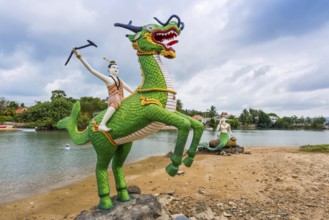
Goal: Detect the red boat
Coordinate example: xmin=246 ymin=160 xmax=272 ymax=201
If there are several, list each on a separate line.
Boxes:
xmin=0 ymin=125 xmax=7 ymax=128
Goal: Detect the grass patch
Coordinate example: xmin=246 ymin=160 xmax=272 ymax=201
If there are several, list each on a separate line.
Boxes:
xmin=299 ymin=144 xmax=329 ymax=153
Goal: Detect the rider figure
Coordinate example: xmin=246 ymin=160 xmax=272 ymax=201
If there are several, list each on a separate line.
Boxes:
xmin=73 ymin=49 xmax=134 ymax=132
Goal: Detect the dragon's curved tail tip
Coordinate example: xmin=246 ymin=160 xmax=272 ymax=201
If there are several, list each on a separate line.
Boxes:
xmin=198 ymin=142 xmax=209 ymax=148
xmin=56 ymin=101 xmax=89 ymax=145
xmin=199 ymin=142 xmax=224 ymax=151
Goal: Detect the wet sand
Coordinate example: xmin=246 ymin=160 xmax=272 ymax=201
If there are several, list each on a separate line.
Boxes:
xmin=0 ymin=146 xmax=328 ymax=219
xmin=0 ymin=125 xmax=18 ymax=131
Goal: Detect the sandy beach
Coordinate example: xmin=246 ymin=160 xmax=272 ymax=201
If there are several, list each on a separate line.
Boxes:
xmin=0 ymin=125 xmax=18 ymax=131
xmin=0 ymin=146 xmax=328 ymax=219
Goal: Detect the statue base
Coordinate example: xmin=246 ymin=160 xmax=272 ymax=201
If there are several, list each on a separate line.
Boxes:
xmin=75 ymin=186 xmax=169 ymax=220
xmin=198 ymin=145 xmax=244 ymax=155
xmin=198 ymin=137 xmax=245 ymax=155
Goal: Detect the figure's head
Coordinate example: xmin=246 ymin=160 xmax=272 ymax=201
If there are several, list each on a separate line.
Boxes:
xmin=114 ymin=15 xmax=184 ymax=59
xmin=220 ymin=112 xmax=228 ymax=123
xmin=107 ymin=60 xmax=119 ymax=76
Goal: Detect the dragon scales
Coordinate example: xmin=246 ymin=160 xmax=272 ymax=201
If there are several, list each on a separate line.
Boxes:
xmin=57 ymin=15 xmax=203 ymax=210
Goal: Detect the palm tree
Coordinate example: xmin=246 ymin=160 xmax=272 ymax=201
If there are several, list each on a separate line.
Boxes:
xmin=176 ymin=99 xmax=183 ymax=113
xmin=207 ymin=105 xmax=217 ymax=118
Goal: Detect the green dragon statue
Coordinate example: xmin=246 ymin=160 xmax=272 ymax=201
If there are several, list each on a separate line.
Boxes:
xmin=57 ymin=15 xmax=204 ymax=210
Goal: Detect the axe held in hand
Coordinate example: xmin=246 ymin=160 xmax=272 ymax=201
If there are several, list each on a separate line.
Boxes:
xmin=65 ymin=40 xmax=97 ymax=66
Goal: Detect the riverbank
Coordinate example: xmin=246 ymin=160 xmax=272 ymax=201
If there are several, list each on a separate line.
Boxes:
xmin=0 ymin=125 xmax=19 ymax=131
xmin=0 ymin=146 xmax=328 ymax=219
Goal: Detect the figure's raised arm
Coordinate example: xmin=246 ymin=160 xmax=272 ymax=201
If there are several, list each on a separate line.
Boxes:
xmin=122 ymin=81 xmax=134 ymax=94
xmin=73 ymin=49 xmax=110 ymax=84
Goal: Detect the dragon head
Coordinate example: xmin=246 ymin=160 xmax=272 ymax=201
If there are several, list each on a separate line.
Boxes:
xmin=114 ymin=15 xmax=184 ymax=59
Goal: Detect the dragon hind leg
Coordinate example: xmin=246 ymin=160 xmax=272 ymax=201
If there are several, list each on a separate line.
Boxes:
xmin=112 ymin=142 xmax=133 ymax=202
xmin=92 ymin=135 xmax=117 ymax=210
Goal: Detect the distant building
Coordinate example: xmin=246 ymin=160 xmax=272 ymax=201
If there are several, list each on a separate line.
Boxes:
xmin=214 ymin=113 xmax=237 ymax=121
xmin=269 ymin=116 xmax=279 ymax=124
xmin=15 ymin=107 xmax=28 ymax=114
xmin=192 ymin=115 xmax=208 ymax=124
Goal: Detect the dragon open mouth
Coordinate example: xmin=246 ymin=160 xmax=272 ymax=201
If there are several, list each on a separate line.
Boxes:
xmin=152 ymin=28 xmax=179 ymax=51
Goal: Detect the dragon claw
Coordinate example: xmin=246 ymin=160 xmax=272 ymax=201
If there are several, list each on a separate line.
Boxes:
xmin=98 ymin=195 xmax=113 ymax=210
xmin=166 ymin=163 xmax=179 ymax=176
xmin=183 ymin=156 xmax=194 ymax=167
xmin=117 ymin=189 xmax=130 ymax=202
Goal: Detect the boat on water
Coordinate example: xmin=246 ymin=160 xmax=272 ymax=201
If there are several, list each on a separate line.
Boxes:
xmin=0 ymin=125 xmax=6 ymax=128
xmin=19 ymin=128 xmax=36 ymax=132
xmin=64 ymin=143 xmax=71 ymax=150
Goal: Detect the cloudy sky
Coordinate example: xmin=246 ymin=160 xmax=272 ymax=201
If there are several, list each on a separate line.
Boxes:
xmin=1 ymin=0 xmax=329 ymax=117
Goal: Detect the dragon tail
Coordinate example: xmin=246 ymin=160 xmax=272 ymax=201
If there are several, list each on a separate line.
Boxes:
xmin=198 ymin=142 xmax=224 ymax=151
xmin=198 ymin=142 xmax=209 ymax=148
xmin=206 ymin=144 xmax=224 ymax=151
xmin=57 ymin=101 xmax=89 ymax=145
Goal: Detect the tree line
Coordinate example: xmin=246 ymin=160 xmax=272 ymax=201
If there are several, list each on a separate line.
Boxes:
xmin=0 ymin=90 xmax=107 ymax=129
xmin=1 ymin=93 xmax=327 ymax=130
xmin=176 ymin=100 xmax=327 ymax=130
xmin=238 ymin=108 xmax=327 ymax=129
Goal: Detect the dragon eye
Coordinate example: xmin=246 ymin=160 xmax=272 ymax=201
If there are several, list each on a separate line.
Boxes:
xmin=145 ymin=24 xmax=155 ymax=31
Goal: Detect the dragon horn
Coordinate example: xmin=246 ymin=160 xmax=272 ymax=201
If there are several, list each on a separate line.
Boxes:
xmin=114 ymin=20 xmax=142 ymax=33
xmin=154 ymin=14 xmax=183 ymax=30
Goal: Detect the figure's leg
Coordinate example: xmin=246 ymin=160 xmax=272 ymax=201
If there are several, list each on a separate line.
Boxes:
xmin=99 ymin=107 xmax=116 ymax=132
xmin=174 ymin=112 xmax=204 ymax=167
xmin=93 ymin=139 xmax=116 ymax=209
xmin=146 ymin=106 xmax=191 ymax=176
xmin=112 ymin=142 xmax=133 ymax=202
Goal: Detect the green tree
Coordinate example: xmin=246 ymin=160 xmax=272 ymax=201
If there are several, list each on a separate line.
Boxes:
xmin=8 ymin=101 xmax=19 ymax=109
xmin=176 ymin=99 xmax=183 ymax=113
xmin=297 ymin=116 xmax=305 ymax=125
xmin=249 ymin=108 xmax=259 ymax=124
xmin=207 ymin=105 xmax=217 ymax=118
xmin=16 ymin=90 xmax=75 ymax=128
xmin=274 ymin=117 xmax=293 ymax=129
xmin=268 ymin=112 xmax=279 ymax=117
xmin=80 ymin=96 xmax=107 ymax=118
xmin=227 ymin=118 xmax=239 ymax=129
xmin=238 ymin=109 xmax=252 ymax=126
xmin=208 ymin=118 xmax=218 ymax=131
xmin=311 ymin=116 xmax=326 ymax=129
xmin=0 ymin=97 xmax=9 ymax=114
xmin=183 ymin=109 xmax=204 ymax=117
xmin=78 ymin=114 xmax=91 ymax=130
xmin=51 ymin=90 xmax=67 ymax=101
xmin=257 ymin=110 xmax=272 ymax=128
xmin=305 ymin=117 xmax=312 ymax=127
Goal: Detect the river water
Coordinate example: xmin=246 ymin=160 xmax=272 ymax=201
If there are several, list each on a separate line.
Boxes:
xmin=0 ymin=129 xmax=328 ymax=204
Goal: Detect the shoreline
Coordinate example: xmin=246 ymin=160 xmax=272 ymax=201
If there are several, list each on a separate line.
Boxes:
xmin=1 ymin=146 xmax=328 ymax=219
xmin=0 ymin=125 xmax=18 ymax=131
